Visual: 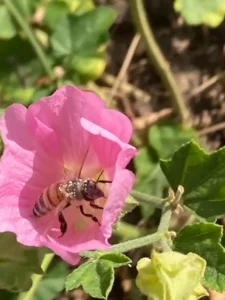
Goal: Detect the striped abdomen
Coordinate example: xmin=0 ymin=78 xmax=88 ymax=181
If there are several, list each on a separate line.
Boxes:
xmin=33 ymin=183 xmax=65 ymax=217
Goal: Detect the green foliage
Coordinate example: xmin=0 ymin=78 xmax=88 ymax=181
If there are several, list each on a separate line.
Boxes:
xmin=174 ymin=0 xmax=225 ymax=27
xmin=149 ymin=123 xmax=198 ymax=160
xmin=66 ymin=260 xmax=114 ymax=299
xmin=0 ymin=1 xmax=116 ymax=106
xmin=99 ymin=252 xmax=131 ymax=267
xmin=0 ymin=5 xmax=17 ymax=39
xmin=33 ymin=261 xmax=69 ymax=300
xmin=0 ymin=290 xmax=17 ymax=300
xmin=66 ymin=253 xmax=131 ymax=299
xmin=161 ymin=141 xmax=225 ymax=219
xmin=51 ymin=6 xmax=116 ymax=57
xmin=0 ymin=232 xmax=42 ymax=293
xmin=134 ymin=123 xmax=197 ymax=219
xmin=174 ymin=223 xmax=225 ymax=292
xmin=13 ymin=0 xmax=38 ymax=18
xmin=44 ymin=1 xmax=69 ymax=30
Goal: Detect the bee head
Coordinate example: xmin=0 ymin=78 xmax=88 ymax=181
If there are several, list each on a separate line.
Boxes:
xmin=82 ymin=179 xmax=104 ymax=201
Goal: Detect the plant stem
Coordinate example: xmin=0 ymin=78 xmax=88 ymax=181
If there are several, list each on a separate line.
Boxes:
xmin=157 ymin=202 xmax=173 ymax=251
xmin=130 ymin=0 xmax=189 ymax=125
xmin=18 ymin=253 xmax=55 ymax=300
xmin=130 ymin=190 xmax=167 ymax=208
xmin=4 ymin=0 xmax=54 ymax=80
xmin=80 ymin=231 xmax=165 ymax=258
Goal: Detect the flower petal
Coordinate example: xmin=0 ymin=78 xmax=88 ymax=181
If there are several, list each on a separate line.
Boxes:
xmin=0 ymin=85 xmax=137 ymax=264
xmin=101 ymin=169 xmax=135 ymax=239
xmin=80 ymin=117 xmax=137 ymax=171
xmin=27 ymin=85 xmax=104 ymax=173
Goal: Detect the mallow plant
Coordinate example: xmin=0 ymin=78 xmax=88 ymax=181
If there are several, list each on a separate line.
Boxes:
xmin=0 ymin=84 xmax=225 ymax=299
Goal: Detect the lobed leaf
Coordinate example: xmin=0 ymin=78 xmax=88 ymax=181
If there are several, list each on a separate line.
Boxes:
xmin=51 ymin=6 xmax=116 ymax=57
xmin=160 ymin=141 xmax=225 ymax=219
xmin=66 ymin=260 xmax=114 ymax=299
xmin=134 ymin=123 xmax=196 ymax=219
xmin=99 ymin=252 xmax=131 ymax=268
xmin=174 ymin=222 xmax=225 ymax=292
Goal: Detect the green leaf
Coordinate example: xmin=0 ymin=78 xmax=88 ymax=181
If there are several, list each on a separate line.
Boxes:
xmin=71 ymin=54 xmax=106 ymax=80
xmin=99 ymin=253 xmax=131 ymax=268
xmin=33 ymin=261 xmax=69 ymax=300
xmin=66 ymin=260 xmax=114 ymax=299
xmin=174 ymin=222 xmax=225 ymax=292
xmin=65 ymin=261 xmax=92 ymax=291
xmin=0 ymin=36 xmax=52 ymax=104
xmin=49 ymin=0 xmax=95 ymax=15
xmin=71 ymin=0 xmax=95 ymax=14
xmin=13 ymin=0 xmax=38 ymax=18
xmin=0 ymin=5 xmax=17 ymax=39
xmin=44 ymin=1 xmax=69 ymax=30
xmin=51 ymin=6 xmax=116 ymax=57
xmin=160 ymin=141 xmax=225 ymax=219
xmin=174 ymin=0 xmax=225 ymax=27
xmin=149 ymin=123 xmax=198 ymax=159
xmin=0 ymin=232 xmax=42 ymax=292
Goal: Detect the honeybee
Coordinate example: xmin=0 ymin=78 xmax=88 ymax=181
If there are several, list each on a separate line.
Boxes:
xmin=33 ymin=172 xmax=111 ymax=237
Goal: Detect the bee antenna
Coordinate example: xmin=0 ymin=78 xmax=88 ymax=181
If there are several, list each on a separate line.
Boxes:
xmin=78 ymin=143 xmax=90 ymax=178
xmin=96 ymin=170 xmax=104 ymax=183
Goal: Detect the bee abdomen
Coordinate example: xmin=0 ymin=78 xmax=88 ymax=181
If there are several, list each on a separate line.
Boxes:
xmin=33 ymin=193 xmax=50 ymax=217
xmin=33 ymin=183 xmax=64 ymax=217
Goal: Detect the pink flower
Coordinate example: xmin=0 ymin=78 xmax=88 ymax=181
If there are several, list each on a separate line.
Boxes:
xmin=0 ymin=85 xmax=137 ymax=264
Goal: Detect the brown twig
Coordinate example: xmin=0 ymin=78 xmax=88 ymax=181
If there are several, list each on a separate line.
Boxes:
xmin=198 ymin=122 xmax=225 ymax=136
xmin=133 ymin=108 xmax=173 ymax=130
xmin=102 ymin=73 xmax=151 ymax=102
xmin=108 ymin=33 xmax=141 ymax=105
xmin=188 ymin=72 xmax=224 ymax=99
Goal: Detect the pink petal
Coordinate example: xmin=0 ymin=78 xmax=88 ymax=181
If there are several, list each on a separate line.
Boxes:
xmin=0 ymin=85 xmax=137 ymax=264
xmin=27 ymin=85 xmax=104 ymax=174
xmin=101 ymin=169 xmax=135 ymax=239
xmin=44 ymin=202 xmax=110 ymax=253
xmin=0 ymin=180 xmax=43 ymax=246
xmin=44 ymin=240 xmax=81 ymax=265
xmin=80 ymin=118 xmax=137 ymax=171
xmin=96 ymin=108 xmax=133 ymax=144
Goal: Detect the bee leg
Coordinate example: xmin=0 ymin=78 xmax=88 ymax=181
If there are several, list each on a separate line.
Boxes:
xmin=79 ymin=205 xmax=101 ymax=226
xmin=90 ymin=201 xmax=103 ymax=210
xmin=58 ymin=211 xmax=67 ymax=238
xmin=97 ymin=180 xmax=112 ymax=184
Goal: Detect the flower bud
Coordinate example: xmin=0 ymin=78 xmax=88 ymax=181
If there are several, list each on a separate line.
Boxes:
xmin=136 ymin=250 xmax=208 ymax=300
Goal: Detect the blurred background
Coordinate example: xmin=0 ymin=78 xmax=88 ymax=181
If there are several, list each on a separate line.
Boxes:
xmin=1 ymin=0 xmax=225 ymax=299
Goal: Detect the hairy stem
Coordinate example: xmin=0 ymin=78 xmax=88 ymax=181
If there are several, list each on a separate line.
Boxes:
xmin=130 ymin=190 xmax=167 ymax=208
xmin=157 ymin=202 xmax=173 ymax=251
xmin=130 ymin=0 xmax=189 ymax=125
xmin=81 ymin=186 xmax=184 ymax=259
xmin=18 ymin=253 xmax=55 ymax=300
xmin=4 ymin=0 xmax=54 ymax=80
xmin=80 ymin=231 xmax=165 ymax=258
